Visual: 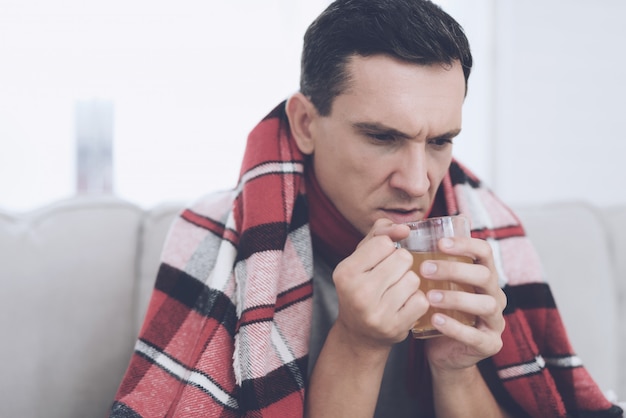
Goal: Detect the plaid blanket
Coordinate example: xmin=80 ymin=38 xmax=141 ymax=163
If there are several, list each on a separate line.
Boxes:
xmin=111 ymin=102 xmax=622 ymax=418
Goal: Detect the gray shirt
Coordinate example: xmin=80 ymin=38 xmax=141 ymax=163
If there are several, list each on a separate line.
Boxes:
xmin=308 ymin=255 xmax=425 ymax=417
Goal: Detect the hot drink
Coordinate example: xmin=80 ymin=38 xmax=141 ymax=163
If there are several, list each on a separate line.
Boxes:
xmin=410 ymin=251 xmax=476 ymax=339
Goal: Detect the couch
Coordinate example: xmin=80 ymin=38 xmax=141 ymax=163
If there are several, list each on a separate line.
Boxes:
xmin=0 ymin=196 xmax=624 ymax=417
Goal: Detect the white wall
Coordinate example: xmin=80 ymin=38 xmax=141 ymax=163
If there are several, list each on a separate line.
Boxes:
xmin=0 ymin=0 xmax=329 ymax=211
xmin=1 ymin=0 xmax=625 ymax=211
xmin=444 ymin=0 xmax=626 ymax=207
xmin=491 ymin=0 xmax=626 ymax=206
xmin=438 ymin=0 xmax=496 ymax=189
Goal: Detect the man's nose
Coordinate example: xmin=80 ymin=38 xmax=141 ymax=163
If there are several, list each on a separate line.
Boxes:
xmin=389 ymin=145 xmax=430 ymax=197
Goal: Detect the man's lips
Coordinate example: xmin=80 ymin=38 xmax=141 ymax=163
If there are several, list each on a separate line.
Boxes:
xmin=380 ymin=208 xmax=425 ymax=223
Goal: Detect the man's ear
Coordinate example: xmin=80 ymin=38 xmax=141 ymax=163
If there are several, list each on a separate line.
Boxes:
xmin=286 ymin=92 xmax=317 ymax=155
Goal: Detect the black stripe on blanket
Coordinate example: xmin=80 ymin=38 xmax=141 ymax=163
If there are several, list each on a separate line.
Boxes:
xmin=290 ymin=193 xmax=309 ymax=232
xmin=240 ymin=357 xmax=308 ymax=412
xmin=237 ymin=222 xmax=292 ymax=261
xmin=449 ymin=160 xmax=481 ymax=188
xmin=110 ymin=401 xmax=144 ymax=418
xmin=236 ymin=193 xmax=309 ymax=262
xmin=154 ymin=263 xmax=238 ymax=336
xmin=574 ymin=406 xmax=626 ymax=418
xmin=502 ymin=283 xmax=557 ymax=314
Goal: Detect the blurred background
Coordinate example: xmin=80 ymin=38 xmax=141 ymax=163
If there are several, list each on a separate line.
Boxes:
xmin=1 ymin=0 xmax=625 ymax=212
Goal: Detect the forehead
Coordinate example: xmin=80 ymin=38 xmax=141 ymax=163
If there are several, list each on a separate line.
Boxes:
xmin=343 ymin=54 xmax=464 ymax=97
xmin=332 ymin=55 xmax=465 ymax=132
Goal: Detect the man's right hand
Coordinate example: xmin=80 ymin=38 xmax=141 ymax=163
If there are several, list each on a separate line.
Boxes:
xmin=331 ymin=218 xmax=429 ymax=349
xmin=305 ymin=219 xmax=428 ymax=417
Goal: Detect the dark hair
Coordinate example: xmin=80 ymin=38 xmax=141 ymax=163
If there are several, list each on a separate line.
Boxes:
xmin=300 ymin=0 xmax=473 ymax=115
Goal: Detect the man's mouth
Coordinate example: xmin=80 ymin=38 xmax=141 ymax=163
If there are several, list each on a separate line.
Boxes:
xmin=380 ymin=207 xmax=424 ymax=223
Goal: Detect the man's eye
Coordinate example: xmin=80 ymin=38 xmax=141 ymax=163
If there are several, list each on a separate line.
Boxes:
xmin=429 ymin=138 xmax=453 ymax=147
xmin=368 ymin=132 xmax=397 ymax=142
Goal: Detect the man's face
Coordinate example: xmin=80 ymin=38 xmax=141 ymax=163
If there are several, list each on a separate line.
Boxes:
xmin=303 ymin=54 xmax=465 ymax=235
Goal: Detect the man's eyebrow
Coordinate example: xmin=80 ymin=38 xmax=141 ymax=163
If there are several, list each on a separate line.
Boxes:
xmin=431 ymin=128 xmax=462 ymax=140
xmin=352 ymin=121 xmax=413 ymax=139
xmin=352 ymin=121 xmax=461 ymax=140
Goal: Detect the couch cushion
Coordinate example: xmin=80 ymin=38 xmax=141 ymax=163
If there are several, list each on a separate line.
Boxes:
xmin=603 ymin=205 xmax=626 ymax=400
xmin=514 ymin=202 xmax=619 ymax=397
xmin=0 ymin=197 xmax=142 ymax=418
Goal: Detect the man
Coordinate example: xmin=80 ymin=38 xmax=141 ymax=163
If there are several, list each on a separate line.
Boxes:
xmin=111 ymin=1 xmax=623 ymax=417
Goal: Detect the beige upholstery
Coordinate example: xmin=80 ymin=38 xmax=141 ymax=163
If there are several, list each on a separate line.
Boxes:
xmin=604 ymin=207 xmax=626 ymax=401
xmin=0 ymin=197 xmax=180 ymax=418
xmin=515 ymin=202 xmax=622 ymax=400
xmin=0 ymin=196 xmax=624 ymax=417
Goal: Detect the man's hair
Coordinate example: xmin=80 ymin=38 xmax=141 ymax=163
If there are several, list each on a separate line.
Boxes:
xmin=300 ymin=0 xmax=473 ymax=116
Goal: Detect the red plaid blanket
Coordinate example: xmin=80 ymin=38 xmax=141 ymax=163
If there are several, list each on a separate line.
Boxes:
xmin=111 ymin=102 xmax=622 ymax=417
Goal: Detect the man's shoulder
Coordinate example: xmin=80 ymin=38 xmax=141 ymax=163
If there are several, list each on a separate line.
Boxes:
xmin=186 ymin=189 xmax=238 ymax=218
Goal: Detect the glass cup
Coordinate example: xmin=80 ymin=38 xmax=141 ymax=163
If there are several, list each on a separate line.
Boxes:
xmin=397 ymin=215 xmax=477 ymax=339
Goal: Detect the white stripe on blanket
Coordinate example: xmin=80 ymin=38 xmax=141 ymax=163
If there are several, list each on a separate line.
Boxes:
xmin=487 ymin=237 xmax=509 ymax=289
xmin=455 ymin=183 xmax=510 ymax=287
xmin=135 ymin=339 xmax=239 ymax=410
xmin=235 ymin=161 xmax=305 ymax=195
xmin=544 ymin=355 xmax=583 ymax=368
xmin=498 ymin=355 xmax=546 ymax=380
xmin=271 ymin=320 xmax=297 ymax=365
xmin=207 ymin=219 xmax=237 ymax=292
xmin=271 ymin=322 xmax=306 ymax=388
xmin=497 ymin=355 xmax=584 ymax=380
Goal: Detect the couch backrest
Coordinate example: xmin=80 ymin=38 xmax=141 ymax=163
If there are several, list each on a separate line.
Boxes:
xmin=514 ymin=202 xmax=622 ymax=399
xmin=0 ymin=197 xmax=144 ymax=418
xmin=603 ymin=206 xmax=626 ymax=400
xmin=1 ymin=197 xmax=624 ymax=417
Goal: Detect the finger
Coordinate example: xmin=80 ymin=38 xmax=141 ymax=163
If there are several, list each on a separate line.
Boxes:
xmin=377 ymin=269 xmax=428 ymax=334
xmin=438 ymin=236 xmax=495 ymax=271
xmin=428 ymin=291 xmax=505 ymax=349
xmin=374 ymin=222 xmax=411 ymax=243
xmin=395 ymin=285 xmax=429 ymax=331
xmin=420 ymin=258 xmax=490 ymax=289
xmin=358 ymin=218 xmax=410 ymax=249
xmin=427 ymin=290 xmax=506 ymax=333
xmin=337 ymin=234 xmax=397 ymax=276
xmin=373 ymin=247 xmax=415 ymax=291
xmin=357 ymin=218 xmax=393 ymax=248
xmin=430 ymin=313 xmax=504 ymax=357
xmin=420 ymin=246 xmax=503 ymax=300
xmin=380 ymin=268 xmax=421 ymax=308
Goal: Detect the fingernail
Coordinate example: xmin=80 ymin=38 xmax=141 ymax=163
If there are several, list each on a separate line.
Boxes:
xmin=429 ymin=291 xmax=443 ymax=303
xmin=421 ymin=261 xmax=437 ymax=275
xmin=433 ymin=314 xmax=446 ymax=325
xmin=440 ymin=238 xmax=453 ymax=249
